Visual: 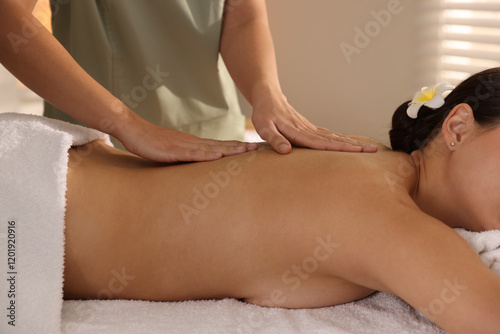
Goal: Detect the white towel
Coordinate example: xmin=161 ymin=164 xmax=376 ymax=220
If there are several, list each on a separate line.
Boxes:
xmin=454 ymin=228 xmax=500 ymax=274
xmin=0 ymin=113 xmax=499 ymax=334
xmin=0 ymin=113 xmax=110 ymax=334
xmin=61 ymin=294 xmax=444 ymax=334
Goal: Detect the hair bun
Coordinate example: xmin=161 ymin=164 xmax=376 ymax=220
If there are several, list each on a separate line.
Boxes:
xmin=390 ymin=100 xmax=446 ymax=154
xmin=389 ymin=101 xmax=417 ymax=154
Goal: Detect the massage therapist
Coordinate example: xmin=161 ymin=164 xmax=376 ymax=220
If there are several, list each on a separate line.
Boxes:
xmin=0 ymin=0 xmax=377 ymax=162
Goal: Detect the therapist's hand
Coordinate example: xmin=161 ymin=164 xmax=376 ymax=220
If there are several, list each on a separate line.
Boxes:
xmin=112 ymin=111 xmax=258 ymax=163
xmin=251 ymin=87 xmax=378 ymax=154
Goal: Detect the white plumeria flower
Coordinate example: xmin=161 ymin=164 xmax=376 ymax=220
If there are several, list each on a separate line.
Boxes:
xmin=407 ymin=82 xmax=455 ymax=119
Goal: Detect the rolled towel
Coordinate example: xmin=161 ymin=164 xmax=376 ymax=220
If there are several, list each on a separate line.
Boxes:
xmin=454 ymin=228 xmax=500 ymax=275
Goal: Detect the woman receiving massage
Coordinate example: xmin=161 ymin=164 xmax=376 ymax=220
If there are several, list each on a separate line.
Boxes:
xmin=62 ymin=68 xmax=500 ymax=334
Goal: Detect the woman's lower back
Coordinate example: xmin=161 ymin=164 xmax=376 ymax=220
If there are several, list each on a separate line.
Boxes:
xmin=62 ymin=140 xmax=409 ymax=307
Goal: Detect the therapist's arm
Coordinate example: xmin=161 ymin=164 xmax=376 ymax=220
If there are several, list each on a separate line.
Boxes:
xmin=0 ymin=0 xmax=256 ymax=163
xmin=220 ymin=0 xmax=377 ymax=154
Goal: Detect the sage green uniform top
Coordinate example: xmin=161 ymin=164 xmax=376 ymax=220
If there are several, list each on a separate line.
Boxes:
xmin=45 ymin=0 xmax=245 ymax=149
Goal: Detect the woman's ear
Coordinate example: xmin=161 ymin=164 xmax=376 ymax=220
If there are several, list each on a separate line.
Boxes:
xmin=441 ymin=103 xmax=475 ymax=150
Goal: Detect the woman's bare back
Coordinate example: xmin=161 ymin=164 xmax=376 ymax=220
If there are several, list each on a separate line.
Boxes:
xmin=63 ymin=140 xmax=500 ymax=334
xmin=63 ymin=140 xmax=398 ymax=305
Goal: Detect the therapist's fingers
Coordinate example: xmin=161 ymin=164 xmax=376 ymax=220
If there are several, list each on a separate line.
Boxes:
xmin=275 ymin=122 xmax=378 ymax=153
xmin=128 ymin=137 xmax=258 ymax=163
xmin=253 ymin=109 xmax=378 ymax=154
xmin=148 ymin=137 xmax=258 ymax=163
xmin=184 ymin=140 xmax=259 ymax=158
xmin=117 ymin=120 xmax=258 ymax=163
xmin=254 ymin=122 xmax=292 ymax=154
xmin=160 ymin=145 xmax=249 ymax=162
xmin=258 ymin=123 xmax=374 ymax=154
xmin=196 ymin=139 xmax=259 ymax=153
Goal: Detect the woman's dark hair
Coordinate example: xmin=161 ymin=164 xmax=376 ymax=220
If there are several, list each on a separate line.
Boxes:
xmin=389 ymin=67 xmax=500 ymax=154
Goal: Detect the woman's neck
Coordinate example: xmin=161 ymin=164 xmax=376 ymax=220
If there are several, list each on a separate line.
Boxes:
xmin=409 ymin=148 xmax=471 ymax=229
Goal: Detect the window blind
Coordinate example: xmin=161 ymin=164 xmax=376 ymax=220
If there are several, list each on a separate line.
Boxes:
xmin=416 ymin=0 xmax=500 ymax=87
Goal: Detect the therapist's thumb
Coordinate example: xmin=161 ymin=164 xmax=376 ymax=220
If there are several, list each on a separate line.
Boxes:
xmin=260 ymin=127 xmax=292 ymax=154
xmin=275 ymin=141 xmax=292 ymax=154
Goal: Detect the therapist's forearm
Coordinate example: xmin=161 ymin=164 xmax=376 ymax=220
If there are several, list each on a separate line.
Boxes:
xmin=220 ymin=3 xmax=283 ymax=107
xmin=0 ymin=1 xmax=131 ymax=136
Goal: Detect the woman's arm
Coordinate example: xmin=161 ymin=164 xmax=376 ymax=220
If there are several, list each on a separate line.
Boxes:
xmin=220 ymin=0 xmax=377 ymax=154
xmin=331 ymin=206 xmax=500 ymax=334
xmin=0 ymin=0 xmax=256 ymax=162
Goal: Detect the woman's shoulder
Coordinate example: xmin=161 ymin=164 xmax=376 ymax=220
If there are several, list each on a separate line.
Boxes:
xmin=252 ymin=139 xmax=415 ymax=190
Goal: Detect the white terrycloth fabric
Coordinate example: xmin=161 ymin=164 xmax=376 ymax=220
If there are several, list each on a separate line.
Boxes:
xmin=0 ymin=113 xmax=499 ymax=334
xmin=0 ymin=113 xmax=110 ymax=334
xmin=61 ymin=294 xmax=444 ymax=334
xmin=455 ymin=228 xmax=500 ymax=273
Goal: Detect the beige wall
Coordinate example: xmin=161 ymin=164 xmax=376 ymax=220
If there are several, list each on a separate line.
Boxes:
xmin=240 ymin=0 xmax=418 ymax=145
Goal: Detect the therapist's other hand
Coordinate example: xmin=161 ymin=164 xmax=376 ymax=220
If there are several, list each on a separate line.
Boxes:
xmin=251 ymin=88 xmax=378 ymax=154
xmin=112 ymin=112 xmax=258 ymax=163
